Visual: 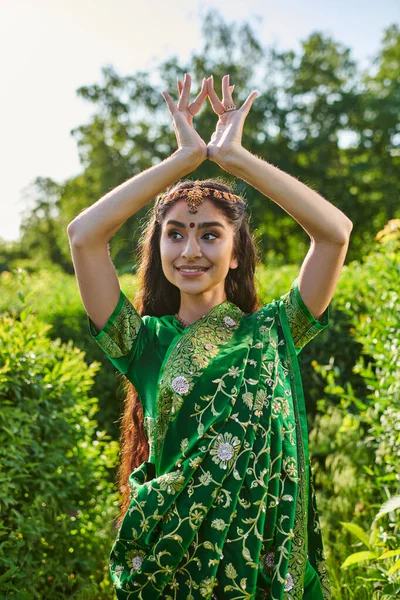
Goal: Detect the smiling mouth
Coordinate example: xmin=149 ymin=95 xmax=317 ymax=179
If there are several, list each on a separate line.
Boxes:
xmin=175 ymin=267 xmax=211 ymax=273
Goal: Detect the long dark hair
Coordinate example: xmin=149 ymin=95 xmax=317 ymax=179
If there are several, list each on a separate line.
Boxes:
xmin=116 ymin=177 xmax=262 ymax=528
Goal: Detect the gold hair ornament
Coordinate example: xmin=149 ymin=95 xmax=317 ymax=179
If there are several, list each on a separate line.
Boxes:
xmin=159 ymin=185 xmax=245 ymax=214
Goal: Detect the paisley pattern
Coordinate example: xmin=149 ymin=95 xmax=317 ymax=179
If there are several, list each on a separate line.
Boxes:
xmin=88 ymin=280 xmax=331 ymax=599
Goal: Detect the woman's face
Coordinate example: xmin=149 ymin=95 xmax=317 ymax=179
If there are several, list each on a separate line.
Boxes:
xmin=160 ymin=198 xmax=238 ymax=297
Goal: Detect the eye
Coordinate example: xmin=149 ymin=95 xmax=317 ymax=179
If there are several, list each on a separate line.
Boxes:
xmin=167 ymin=231 xmax=218 ymax=241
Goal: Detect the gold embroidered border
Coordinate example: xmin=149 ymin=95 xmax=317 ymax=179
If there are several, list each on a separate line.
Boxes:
xmin=280 ymin=283 xmax=328 ymax=351
xmin=154 ymin=301 xmax=243 ymax=471
xmin=277 ymin=315 xmax=308 ymax=599
xmin=89 ymin=291 xmax=143 ymax=359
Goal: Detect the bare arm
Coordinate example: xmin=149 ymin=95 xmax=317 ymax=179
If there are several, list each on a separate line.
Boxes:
xmin=220 ymin=147 xmax=352 ymax=244
xmin=67 ymin=149 xmax=202 ymax=331
xmin=67 ymin=148 xmax=200 ymax=246
xmin=67 ymin=72 xmax=209 ymax=332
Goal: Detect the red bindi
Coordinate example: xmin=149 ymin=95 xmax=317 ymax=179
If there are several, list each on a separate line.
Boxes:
xmin=189 ymin=222 xmax=195 ymax=228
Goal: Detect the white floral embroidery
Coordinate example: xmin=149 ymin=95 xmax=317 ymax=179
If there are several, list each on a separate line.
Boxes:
xmin=210 ymin=432 xmax=241 ymax=470
xmin=223 ymin=316 xmax=236 ymax=327
xmin=171 ymin=375 xmax=190 ymax=394
xmin=218 ymin=443 xmax=234 ymax=461
xmin=284 ymin=572 xmax=294 ymax=591
xmin=125 ymin=548 xmax=146 ymax=575
xmin=265 ymin=551 xmax=274 ymax=569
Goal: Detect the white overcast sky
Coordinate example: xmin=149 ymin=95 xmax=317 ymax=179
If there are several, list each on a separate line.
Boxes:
xmin=1 ymin=0 xmax=399 ymax=242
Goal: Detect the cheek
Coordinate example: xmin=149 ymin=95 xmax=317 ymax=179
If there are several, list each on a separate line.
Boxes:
xmin=160 ymin=240 xmax=178 ymax=270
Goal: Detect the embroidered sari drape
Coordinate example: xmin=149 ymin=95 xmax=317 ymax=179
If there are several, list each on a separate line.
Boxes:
xmin=88 ymin=278 xmax=332 ymax=599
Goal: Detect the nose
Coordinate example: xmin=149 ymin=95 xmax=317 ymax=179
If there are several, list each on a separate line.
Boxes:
xmin=181 ymin=234 xmax=202 ymax=259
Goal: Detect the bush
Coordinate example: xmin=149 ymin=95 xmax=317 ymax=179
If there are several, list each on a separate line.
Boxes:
xmin=0 ymin=289 xmax=119 ymax=599
xmin=309 ymin=221 xmax=400 ymax=598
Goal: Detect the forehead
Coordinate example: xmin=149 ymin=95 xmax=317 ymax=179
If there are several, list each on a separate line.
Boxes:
xmin=163 ymin=198 xmax=226 ymax=226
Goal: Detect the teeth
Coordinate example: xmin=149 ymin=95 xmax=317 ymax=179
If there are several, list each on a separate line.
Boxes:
xmin=178 ymin=268 xmax=207 ymax=272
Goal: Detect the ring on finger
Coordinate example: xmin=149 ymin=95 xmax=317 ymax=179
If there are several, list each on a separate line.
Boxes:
xmin=219 ymin=103 xmax=237 ymax=114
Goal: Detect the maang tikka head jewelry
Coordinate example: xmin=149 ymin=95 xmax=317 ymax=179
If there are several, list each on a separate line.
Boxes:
xmin=159 ymin=184 xmax=245 ymax=214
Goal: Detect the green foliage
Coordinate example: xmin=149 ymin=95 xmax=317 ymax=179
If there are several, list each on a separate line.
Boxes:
xmin=0 ymin=282 xmax=119 ymax=598
xmin=1 ymin=219 xmax=399 ymax=598
xmin=0 ymin=268 xmax=135 ymax=440
xmin=338 ymin=494 xmax=400 ymax=598
xmin=308 ymin=222 xmax=400 ymax=598
xmin=2 ymin=12 xmax=399 ymax=273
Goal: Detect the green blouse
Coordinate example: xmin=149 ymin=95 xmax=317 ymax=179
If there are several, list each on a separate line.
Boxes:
xmin=88 ymin=278 xmax=332 ymax=600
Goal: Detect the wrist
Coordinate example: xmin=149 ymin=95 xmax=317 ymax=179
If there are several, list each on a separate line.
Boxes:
xmin=214 ymin=146 xmax=250 ymax=172
xmin=174 ymin=147 xmax=207 ymax=172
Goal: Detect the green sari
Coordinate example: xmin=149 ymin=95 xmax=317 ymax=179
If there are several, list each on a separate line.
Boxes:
xmin=88 ymin=278 xmax=332 ymax=600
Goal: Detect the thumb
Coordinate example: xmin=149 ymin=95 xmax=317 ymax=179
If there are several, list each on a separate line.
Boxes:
xmin=240 ymin=91 xmax=259 ymax=116
xmin=161 ymin=91 xmax=177 ymax=116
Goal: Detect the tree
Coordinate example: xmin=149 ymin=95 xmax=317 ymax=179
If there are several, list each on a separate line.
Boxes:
xmin=15 ymin=12 xmax=400 ymax=272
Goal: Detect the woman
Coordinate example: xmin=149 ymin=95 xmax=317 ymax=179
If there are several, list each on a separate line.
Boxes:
xmin=68 ymin=73 xmax=353 ymax=599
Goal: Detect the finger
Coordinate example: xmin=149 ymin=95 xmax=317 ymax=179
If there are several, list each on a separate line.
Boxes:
xmin=161 ymin=91 xmax=177 ymax=116
xmin=188 ymin=78 xmax=208 ymax=115
xmin=177 ymin=79 xmax=184 ymax=96
xmin=239 ymin=90 xmax=259 ymax=116
xmin=206 ymin=75 xmax=225 ymax=114
xmin=177 ymin=73 xmax=191 ymax=110
xmin=222 ymin=74 xmax=234 ymax=107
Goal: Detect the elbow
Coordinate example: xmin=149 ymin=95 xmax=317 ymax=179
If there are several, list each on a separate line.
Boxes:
xmin=336 ymin=218 xmax=353 ymax=244
xmin=343 ymin=218 xmax=354 ymax=240
xmin=67 ymin=221 xmax=79 ymax=243
xmin=67 ymin=220 xmax=88 ymax=246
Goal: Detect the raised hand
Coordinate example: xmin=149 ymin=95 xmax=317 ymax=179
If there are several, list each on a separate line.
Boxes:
xmin=161 ymin=73 xmax=208 ymax=166
xmin=206 ymin=74 xmax=258 ymax=166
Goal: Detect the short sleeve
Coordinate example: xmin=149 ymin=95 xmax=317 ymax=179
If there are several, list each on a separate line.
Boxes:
xmin=279 ymin=277 xmax=330 ymax=355
xmin=87 ymin=288 xmax=147 ymax=375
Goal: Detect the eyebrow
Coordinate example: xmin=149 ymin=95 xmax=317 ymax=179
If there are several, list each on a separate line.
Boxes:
xmin=166 ymin=219 xmax=226 ymax=230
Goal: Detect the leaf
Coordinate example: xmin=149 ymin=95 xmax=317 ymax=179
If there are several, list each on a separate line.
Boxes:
xmin=382 ymin=583 xmax=400 ymax=595
xmin=341 ymin=551 xmax=378 ymax=568
xmin=339 ymin=521 xmax=370 ymax=548
xmin=242 ymin=547 xmax=252 ymax=561
xmin=225 ymin=563 xmax=237 ymax=579
xmin=387 ymin=558 xmax=400 ymax=576
xmin=375 ymin=549 xmax=400 ymax=561
xmin=368 ymin=526 xmax=381 ymax=548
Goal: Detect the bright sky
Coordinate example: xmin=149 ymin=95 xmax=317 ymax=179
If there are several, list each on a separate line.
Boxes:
xmin=1 ymin=0 xmax=399 ymax=242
